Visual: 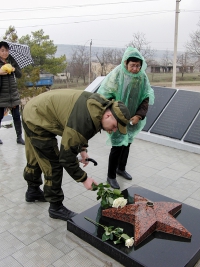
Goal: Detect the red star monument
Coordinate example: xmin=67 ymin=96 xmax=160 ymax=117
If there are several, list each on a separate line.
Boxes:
xmin=102 ymin=194 xmax=192 ymax=246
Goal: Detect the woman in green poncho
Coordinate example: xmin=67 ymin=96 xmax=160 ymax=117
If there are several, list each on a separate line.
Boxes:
xmin=97 ymin=47 xmax=154 ymax=189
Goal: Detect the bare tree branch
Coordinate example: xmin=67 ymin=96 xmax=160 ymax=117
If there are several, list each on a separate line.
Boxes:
xmin=126 ymin=32 xmax=156 ymax=65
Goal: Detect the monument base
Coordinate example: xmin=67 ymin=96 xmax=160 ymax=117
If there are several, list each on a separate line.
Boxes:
xmin=67 ymin=185 xmax=200 ymax=267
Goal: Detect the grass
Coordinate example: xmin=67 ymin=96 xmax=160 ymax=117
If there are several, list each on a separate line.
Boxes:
xmin=52 ymin=83 xmax=86 ymax=90
xmin=51 ymin=72 xmax=200 ymax=90
xmin=149 ymin=72 xmax=195 ymax=82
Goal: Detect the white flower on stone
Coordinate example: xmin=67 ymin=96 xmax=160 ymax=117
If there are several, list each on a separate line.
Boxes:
xmin=112 ymin=197 xmax=127 ymax=208
xmin=125 ymin=237 xmax=134 ymax=248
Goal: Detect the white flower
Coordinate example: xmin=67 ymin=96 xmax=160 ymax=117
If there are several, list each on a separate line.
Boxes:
xmin=112 ymin=197 xmax=127 ymax=208
xmin=125 ymin=237 xmax=134 ymax=248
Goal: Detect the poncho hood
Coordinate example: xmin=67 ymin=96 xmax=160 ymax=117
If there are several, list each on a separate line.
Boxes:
xmin=121 ymin=47 xmax=147 ymax=73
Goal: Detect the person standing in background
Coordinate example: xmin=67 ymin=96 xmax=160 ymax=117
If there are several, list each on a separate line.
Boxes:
xmin=0 ymin=41 xmax=24 ymax=145
xmin=98 ymin=47 xmax=154 ymax=189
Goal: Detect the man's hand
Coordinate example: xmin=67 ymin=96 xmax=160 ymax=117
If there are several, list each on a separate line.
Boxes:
xmin=79 ymin=151 xmax=89 ymax=167
xmin=83 ymin=177 xmax=98 ymax=190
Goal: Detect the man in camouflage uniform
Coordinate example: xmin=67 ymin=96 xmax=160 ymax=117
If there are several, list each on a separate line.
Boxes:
xmin=22 ymin=89 xmax=130 ymax=221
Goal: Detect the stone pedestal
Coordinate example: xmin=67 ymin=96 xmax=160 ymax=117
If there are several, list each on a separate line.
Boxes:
xmin=67 ymin=185 xmax=200 ymax=267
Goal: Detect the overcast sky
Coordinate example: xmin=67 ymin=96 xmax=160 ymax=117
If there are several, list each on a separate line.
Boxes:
xmin=0 ymin=0 xmax=199 ymax=52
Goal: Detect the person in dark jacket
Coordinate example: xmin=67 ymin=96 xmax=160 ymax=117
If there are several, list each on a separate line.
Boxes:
xmin=0 ymin=41 xmax=24 ymax=145
xmin=22 ymin=89 xmax=130 ymax=221
xmin=98 ymin=47 xmax=155 ymax=189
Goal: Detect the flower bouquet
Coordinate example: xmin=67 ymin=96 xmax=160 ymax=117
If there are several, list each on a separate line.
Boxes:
xmin=84 ymin=183 xmax=134 ymax=248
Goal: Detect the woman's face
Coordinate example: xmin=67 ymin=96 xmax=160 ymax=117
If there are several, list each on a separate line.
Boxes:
xmin=127 ymin=61 xmax=141 ymax=74
xmin=0 ymin=46 xmax=9 ymax=61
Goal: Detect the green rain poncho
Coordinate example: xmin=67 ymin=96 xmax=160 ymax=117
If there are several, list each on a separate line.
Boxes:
xmin=97 ymin=47 xmax=155 ymax=146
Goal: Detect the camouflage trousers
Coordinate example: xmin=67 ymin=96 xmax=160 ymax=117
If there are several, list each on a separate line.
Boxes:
xmin=23 ymin=121 xmax=64 ymax=203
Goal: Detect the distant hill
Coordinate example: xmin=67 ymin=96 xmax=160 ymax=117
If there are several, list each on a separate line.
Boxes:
xmin=55 ymin=44 xmax=113 ymax=60
xmin=55 ymin=44 xmax=173 ymax=62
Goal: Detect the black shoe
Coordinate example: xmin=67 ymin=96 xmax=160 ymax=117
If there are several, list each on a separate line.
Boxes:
xmin=49 ymin=205 xmax=77 ymax=221
xmin=17 ymin=136 xmax=25 ymax=145
xmin=107 ymin=177 xmax=120 ymax=189
xmin=0 ymin=139 xmax=3 ymax=144
xmin=116 ymin=169 xmax=132 ymax=180
xmin=25 ymin=186 xmax=47 ymax=202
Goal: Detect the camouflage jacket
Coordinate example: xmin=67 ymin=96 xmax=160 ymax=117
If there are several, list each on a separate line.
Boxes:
xmin=23 ymin=89 xmax=112 ymax=182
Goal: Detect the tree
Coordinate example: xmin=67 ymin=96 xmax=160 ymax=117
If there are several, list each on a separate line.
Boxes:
xmin=186 ymin=20 xmax=200 ymax=57
xmin=161 ymin=50 xmax=173 ymax=72
xmin=177 ymin=52 xmax=194 ymax=78
xmin=69 ymin=45 xmax=89 ymax=84
xmin=186 ymin=19 xmax=200 ymax=71
xmin=2 ymin=26 xmax=18 ymax=42
xmin=162 ymin=50 xmax=172 ymax=66
xmin=95 ymin=48 xmax=123 ymax=76
xmin=19 ymin=29 xmax=67 ymax=75
xmin=3 ymin=26 xmax=67 ymax=101
xmin=126 ymin=32 xmax=156 ymax=65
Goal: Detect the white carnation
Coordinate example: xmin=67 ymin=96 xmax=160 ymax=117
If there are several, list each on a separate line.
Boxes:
xmin=112 ymin=197 xmax=127 ymax=208
xmin=125 ymin=238 xmax=134 ymax=248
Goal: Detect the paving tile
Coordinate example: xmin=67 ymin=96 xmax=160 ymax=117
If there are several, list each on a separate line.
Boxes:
xmin=159 ymin=185 xmax=191 ymax=202
xmin=193 ymin=166 xmax=200 ymax=173
xmin=0 ymin=126 xmax=200 ymax=267
xmin=141 ymin=174 xmax=174 ymax=189
xmin=0 ymin=212 xmax=21 ymax=234
xmin=12 ymin=238 xmax=64 ymax=266
xmin=0 ymin=256 xmax=23 ymax=267
xmin=143 ymin=159 xmax=170 ymax=170
xmin=183 ymin=197 xmax=200 ymax=210
xmin=183 ymin=170 xmax=200 ymax=183
xmin=0 ymin=231 xmax=25 ymax=260
xmin=0 ymin=196 xmax=17 ymax=212
xmin=8 ymin=217 xmax=54 ymax=245
xmin=171 ymin=177 xmax=200 ymax=193
xmin=156 ymin=167 xmax=185 ymax=180
xmin=168 ymin=162 xmax=194 ymax=172
xmin=192 ymin=188 xmax=200 ymax=201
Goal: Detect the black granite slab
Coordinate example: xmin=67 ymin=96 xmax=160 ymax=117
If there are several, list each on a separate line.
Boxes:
xmin=143 ymin=86 xmax=177 ymax=132
xmin=67 ymin=185 xmax=200 ymax=267
xmin=150 ymin=90 xmax=200 ymax=140
xmin=184 ymin=112 xmax=200 ymax=145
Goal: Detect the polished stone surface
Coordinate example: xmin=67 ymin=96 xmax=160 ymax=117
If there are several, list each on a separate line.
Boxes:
xmin=184 ymin=112 xmax=200 ymax=145
xmin=142 ymin=86 xmax=177 ymax=132
xmin=150 ymin=90 xmax=200 ymax=140
xmin=67 ymin=185 xmax=200 ymax=267
xmin=102 ymin=194 xmax=192 ymax=246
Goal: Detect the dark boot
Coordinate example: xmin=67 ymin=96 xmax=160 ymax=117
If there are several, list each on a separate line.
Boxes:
xmin=14 ymin=120 xmax=25 ymax=145
xmin=49 ymin=202 xmax=77 ymax=221
xmin=107 ymin=177 xmax=120 ymax=189
xmin=116 ymin=169 xmax=132 ymax=180
xmin=25 ymin=186 xmax=47 ymax=202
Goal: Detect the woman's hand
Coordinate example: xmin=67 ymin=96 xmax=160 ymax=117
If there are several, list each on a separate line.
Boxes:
xmin=130 ymin=115 xmax=142 ymax=125
xmin=0 ymin=68 xmax=7 ymax=75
